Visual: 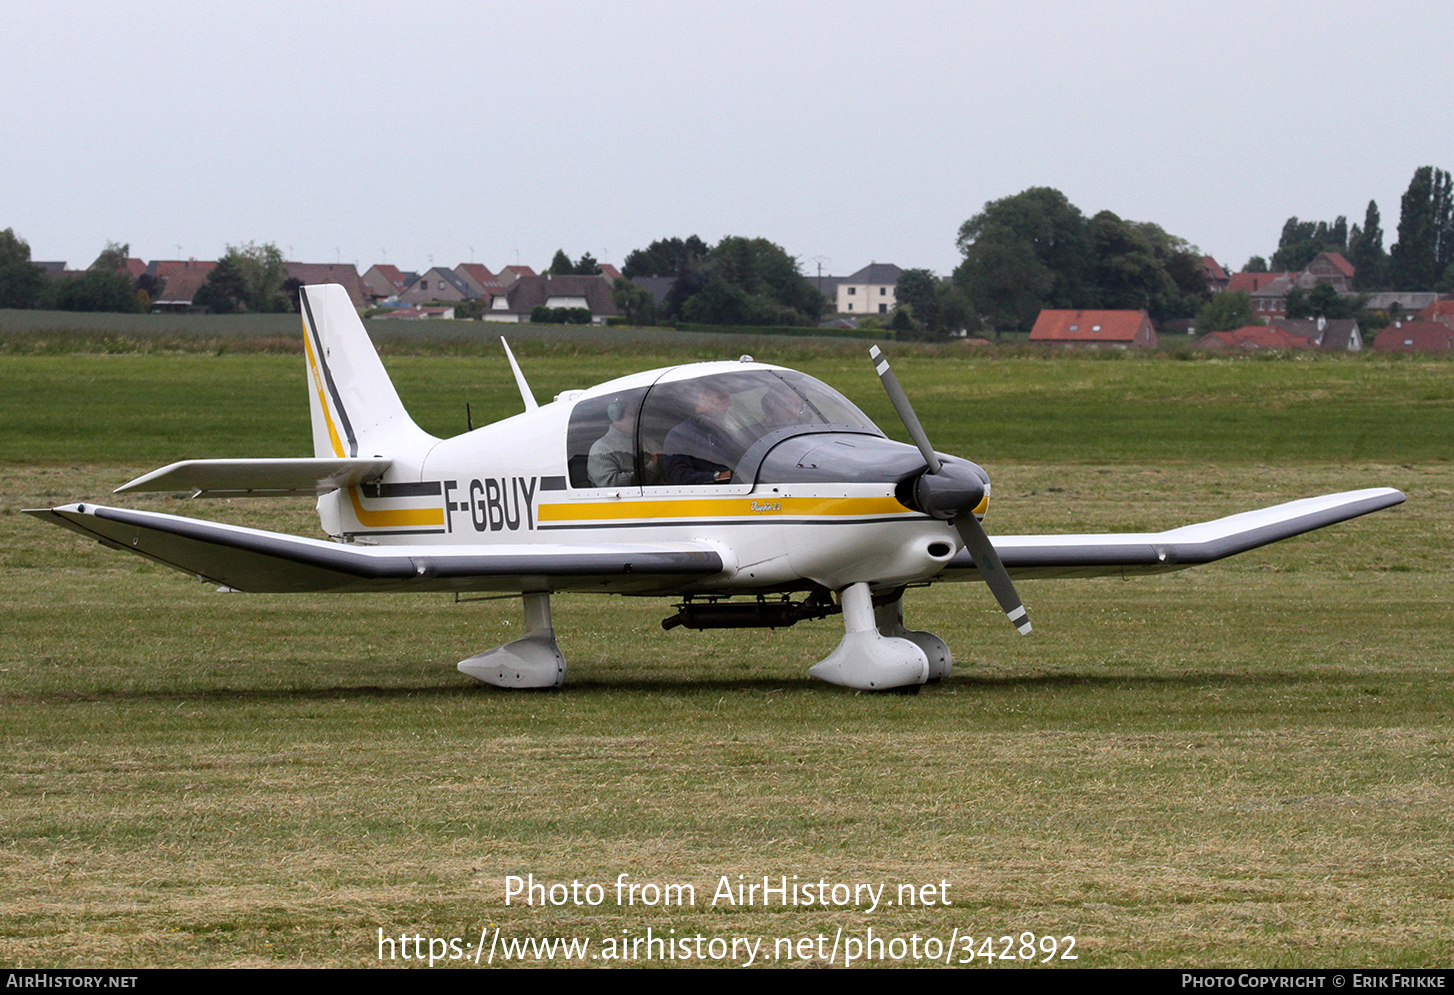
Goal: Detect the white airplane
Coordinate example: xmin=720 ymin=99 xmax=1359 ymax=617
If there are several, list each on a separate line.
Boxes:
xmin=29 ymin=284 xmax=1405 ymax=692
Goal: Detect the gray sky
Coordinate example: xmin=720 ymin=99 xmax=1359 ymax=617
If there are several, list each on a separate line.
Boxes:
xmin=5 ymin=1 xmax=1450 ymax=278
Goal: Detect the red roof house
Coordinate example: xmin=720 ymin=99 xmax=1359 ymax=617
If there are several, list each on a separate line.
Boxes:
xmin=1373 ymin=320 xmax=1454 ymax=353
xmin=1029 ymin=309 xmax=1157 ymax=347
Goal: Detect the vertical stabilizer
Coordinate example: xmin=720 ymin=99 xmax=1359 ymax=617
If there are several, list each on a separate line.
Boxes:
xmin=298 ymin=284 xmax=437 ymax=459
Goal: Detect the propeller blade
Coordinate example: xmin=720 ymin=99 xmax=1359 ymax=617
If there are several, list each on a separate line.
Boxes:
xmin=955 ymin=514 xmax=1033 ymax=635
xmin=870 ymin=344 xmax=1031 ymax=636
xmin=870 ymin=345 xmax=941 ymax=473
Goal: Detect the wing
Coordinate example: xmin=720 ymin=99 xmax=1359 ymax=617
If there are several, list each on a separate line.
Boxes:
xmin=114 ymin=457 xmax=393 ymax=498
xmin=942 ymin=488 xmax=1406 ymax=580
xmin=26 ymin=503 xmax=725 ymax=595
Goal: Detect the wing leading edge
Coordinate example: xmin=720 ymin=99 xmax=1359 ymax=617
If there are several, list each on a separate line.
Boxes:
xmin=26 ymin=504 xmax=726 ymax=595
xmin=943 ymin=487 xmax=1406 ymax=580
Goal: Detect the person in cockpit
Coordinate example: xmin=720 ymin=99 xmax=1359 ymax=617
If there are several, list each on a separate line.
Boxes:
xmin=663 ymin=382 xmax=735 ymax=484
xmin=587 ymin=396 xmax=637 ymax=487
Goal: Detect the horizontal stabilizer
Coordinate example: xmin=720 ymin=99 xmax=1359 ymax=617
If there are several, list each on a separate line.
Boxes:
xmin=26 ymin=504 xmax=725 ymax=594
xmin=115 ymin=458 xmax=393 ymax=497
xmin=946 ymin=488 xmax=1406 ymax=580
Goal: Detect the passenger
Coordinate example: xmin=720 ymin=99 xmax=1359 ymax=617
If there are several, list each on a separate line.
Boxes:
xmin=759 ymin=387 xmax=807 ymax=429
xmin=587 ymin=397 xmax=637 ymax=486
xmin=663 ymin=383 xmax=735 ymax=483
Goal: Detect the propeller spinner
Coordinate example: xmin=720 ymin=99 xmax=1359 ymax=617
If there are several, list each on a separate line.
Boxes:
xmin=870 ymin=345 xmax=1032 ymax=635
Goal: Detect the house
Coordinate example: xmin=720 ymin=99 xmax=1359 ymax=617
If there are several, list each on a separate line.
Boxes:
xmin=1372 ymin=320 xmax=1454 ymax=353
xmin=1415 ymin=300 xmax=1454 ymax=330
xmin=1362 ymin=291 xmax=1440 ymax=315
xmin=146 ymin=259 xmax=217 ymax=311
xmin=1202 ymin=256 xmax=1230 ymax=294
xmin=1303 ymin=251 xmax=1355 ymax=292
xmin=835 ymin=263 xmax=902 ymax=315
xmin=399 ymin=267 xmax=475 ymax=304
xmin=1194 ymin=325 xmax=1313 ymax=351
xmin=455 ymin=263 xmax=503 ymax=301
xmin=497 ymin=265 xmax=538 ymax=287
xmin=1270 ymin=317 xmax=1362 ymax=351
xmin=362 ymin=264 xmax=411 ymax=303
xmin=1227 ymin=253 xmax=1359 ymax=318
xmin=370 ymin=305 xmax=455 ymax=320
xmin=1030 ymin=309 xmax=1158 ymax=348
xmin=484 ymin=273 xmax=619 ymax=324
xmin=285 ymin=263 xmax=368 ymax=308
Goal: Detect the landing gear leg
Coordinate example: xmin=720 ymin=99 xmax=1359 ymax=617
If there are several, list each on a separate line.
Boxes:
xmin=457 ymin=592 xmax=566 ymax=688
xmin=808 ymin=582 xmax=929 ymax=690
xmin=874 ymin=593 xmax=952 ymax=681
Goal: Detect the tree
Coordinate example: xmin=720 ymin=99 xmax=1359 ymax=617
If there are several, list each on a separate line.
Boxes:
xmin=673 ymin=236 xmax=823 ymax=326
xmin=611 ymin=277 xmax=656 ymax=325
xmin=893 ymin=268 xmax=941 ymax=337
xmin=573 ymin=252 xmax=602 ymax=276
xmin=1195 ymin=290 xmax=1255 ymax=332
xmin=548 ymin=249 xmax=574 ymax=276
xmin=1389 ymin=166 xmax=1453 ymax=290
xmin=192 ymin=242 xmax=290 ymax=313
xmin=90 ymin=241 xmax=131 ymax=274
xmin=1244 ymin=256 xmax=1269 ymax=273
xmin=37 ymin=239 xmax=143 ymax=313
xmin=1347 ymin=200 xmax=1387 ymax=291
xmin=954 ymin=188 xmax=1091 ymax=331
xmin=621 ymin=236 xmax=708 ymax=278
xmin=1270 ymin=215 xmax=1347 ymax=272
xmin=0 ymin=228 xmax=44 ymax=309
xmin=1285 ymin=283 xmax=1362 ymax=321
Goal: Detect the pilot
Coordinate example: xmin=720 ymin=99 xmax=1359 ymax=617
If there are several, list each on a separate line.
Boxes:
xmin=587 ymin=397 xmax=637 ymax=487
xmin=663 ymin=382 xmax=735 ymax=484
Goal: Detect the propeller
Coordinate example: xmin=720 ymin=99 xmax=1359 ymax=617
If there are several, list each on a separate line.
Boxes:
xmin=870 ymin=345 xmax=1032 ymax=635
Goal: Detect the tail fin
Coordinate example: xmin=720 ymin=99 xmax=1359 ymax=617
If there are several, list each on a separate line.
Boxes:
xmin=298 ymin=284 xmax=437 ymax=459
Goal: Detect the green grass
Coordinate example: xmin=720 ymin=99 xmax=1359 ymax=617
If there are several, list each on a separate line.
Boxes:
xmin=1 ymin=340 xmax=1451 ymax=968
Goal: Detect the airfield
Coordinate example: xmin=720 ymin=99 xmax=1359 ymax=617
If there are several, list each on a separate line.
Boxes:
xmin=2 ymin=319 xmax=1451 ymax=968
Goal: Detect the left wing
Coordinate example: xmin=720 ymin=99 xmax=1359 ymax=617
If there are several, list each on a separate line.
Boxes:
xmin=944 ymin=488 xmax=1406 ymax=580
xmin=26 ymin=504 xmax=726 ymax=595
xmin=114 ymin=457 xmax=393 ymax=498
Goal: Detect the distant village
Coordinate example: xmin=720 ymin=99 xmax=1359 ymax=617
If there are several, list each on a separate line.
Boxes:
xmin=5 ymin=166 xmax=1452 ymax=352
xmin=11 ymin=247 xmax=1449 ymax=354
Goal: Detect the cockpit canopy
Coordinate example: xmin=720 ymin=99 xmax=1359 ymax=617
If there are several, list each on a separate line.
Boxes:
xmin=566 ymin=368 xmax=884 ymax=488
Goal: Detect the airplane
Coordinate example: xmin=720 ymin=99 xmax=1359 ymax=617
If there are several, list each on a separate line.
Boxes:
xmin=28 ymin=284 xmax=1406 ymax=692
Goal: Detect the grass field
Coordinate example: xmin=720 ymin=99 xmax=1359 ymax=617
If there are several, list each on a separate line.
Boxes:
xmin=2 ymin=338 xmax=1451 ymax=968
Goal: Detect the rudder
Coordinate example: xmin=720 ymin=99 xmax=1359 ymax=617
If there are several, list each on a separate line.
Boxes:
xmin=298 ymin=284 xmax=436 ymax=459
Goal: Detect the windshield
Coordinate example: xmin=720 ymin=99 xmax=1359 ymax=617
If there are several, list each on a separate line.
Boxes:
xmin=565 ymin=369 xmax=881 ymax=488
xmin=639 ymin=370 xmax=879 ymax=485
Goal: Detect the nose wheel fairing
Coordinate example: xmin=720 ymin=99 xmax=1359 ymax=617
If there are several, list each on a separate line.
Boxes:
xmin=808 ymin=582 xmax=936 ymax=691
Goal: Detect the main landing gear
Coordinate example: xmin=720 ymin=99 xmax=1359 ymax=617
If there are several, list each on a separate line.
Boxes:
xmin=457 ymin=592 xmax=566 ymax=688
xmin=808 ymin=582 xmax=952 ymax=691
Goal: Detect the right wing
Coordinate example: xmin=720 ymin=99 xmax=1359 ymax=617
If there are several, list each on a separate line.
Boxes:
xmin=942 ymin=487 xmax=1406 ymax=580
xmin=26 ymin=503 xmax=726 ymax=595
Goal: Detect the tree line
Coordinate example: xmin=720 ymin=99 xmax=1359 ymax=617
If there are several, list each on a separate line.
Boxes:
xmin=1250 ymin=166 xmax=1453 ymax=293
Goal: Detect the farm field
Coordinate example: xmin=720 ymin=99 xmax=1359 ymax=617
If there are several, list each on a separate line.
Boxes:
xmin=2 ymin=340 xmax=1451 ymax=968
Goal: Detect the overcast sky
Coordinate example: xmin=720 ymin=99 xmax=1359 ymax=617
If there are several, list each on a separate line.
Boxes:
xmin=5 ymin=1 xmax=1450 ymax=278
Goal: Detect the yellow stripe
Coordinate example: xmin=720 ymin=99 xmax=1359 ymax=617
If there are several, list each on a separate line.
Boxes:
xmin=301 ymin=313 xmax=346 ymax=458
xmin=348 ymin=488 xmax=445 ymax=528
xmin=537 ymin=495 xmax=909 ymax=523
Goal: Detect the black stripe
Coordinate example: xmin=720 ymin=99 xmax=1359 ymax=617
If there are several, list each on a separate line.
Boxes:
xmin=539 ymin=476 xmax=567 ymax=491
xmin=300 ymin=288 xmax=358 ymax=458
xmin=359 ymin=481 xmax=442 ymax=498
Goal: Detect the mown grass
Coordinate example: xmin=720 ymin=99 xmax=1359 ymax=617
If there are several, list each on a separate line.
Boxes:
xmin=1 ymin=342 xmax=1450 ymax=968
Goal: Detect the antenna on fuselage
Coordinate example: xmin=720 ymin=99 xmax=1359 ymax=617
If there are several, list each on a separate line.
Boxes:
xmin=500 ymin=337 xmax=538 ymax=412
